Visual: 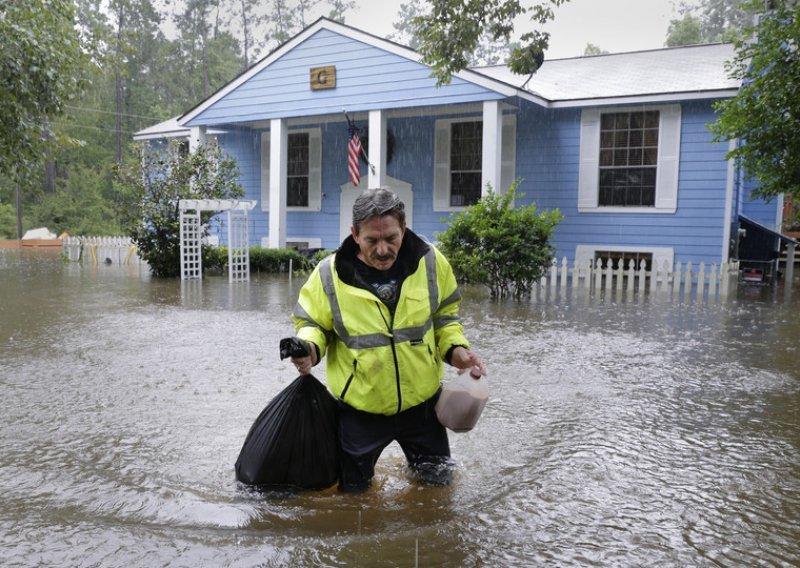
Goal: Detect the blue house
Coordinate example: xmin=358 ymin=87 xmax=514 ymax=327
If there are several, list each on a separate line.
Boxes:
xmin=134 ymin=17 xmax=786 ymax=272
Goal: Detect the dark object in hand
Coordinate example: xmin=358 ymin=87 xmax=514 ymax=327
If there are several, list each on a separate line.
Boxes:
xmin=279 ymin=336 xmax=309 ymax=360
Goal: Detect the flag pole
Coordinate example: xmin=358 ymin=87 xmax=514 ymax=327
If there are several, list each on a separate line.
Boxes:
xmin=343 ymin=110 xmax=376 ymax=175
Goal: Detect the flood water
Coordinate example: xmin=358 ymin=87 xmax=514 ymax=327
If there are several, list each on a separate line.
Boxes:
xmin=1 ymin=249 xmax=798 ymax=567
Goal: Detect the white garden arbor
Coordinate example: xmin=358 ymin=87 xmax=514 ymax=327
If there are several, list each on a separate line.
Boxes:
xmin=178 ymin=199 xmax=257 ymax=282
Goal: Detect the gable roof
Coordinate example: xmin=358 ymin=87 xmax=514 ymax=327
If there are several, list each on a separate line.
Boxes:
xmin=178 ymin=17 xmax=530 ymax=127
xmin=475 ymin=43 xmax=741 ymax=108
xmin=136 ymin=23 xmax=743 ymax=138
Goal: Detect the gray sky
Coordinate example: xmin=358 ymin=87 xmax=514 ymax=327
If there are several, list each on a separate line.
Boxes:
xmin=347 ymin=0 xmax=685 ymax=59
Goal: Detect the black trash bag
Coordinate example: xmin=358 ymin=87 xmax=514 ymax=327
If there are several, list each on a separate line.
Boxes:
xmin=235 ymin=374 xmax=339 ymax=490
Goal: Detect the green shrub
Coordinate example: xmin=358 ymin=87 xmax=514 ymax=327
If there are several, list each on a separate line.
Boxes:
xmin=436 ymin=181 xmax=563 ymax=299
xmin=250 ymin=246 xmax=310 ymax=273
xmin=114 ymin=140 xmax=243 ymax=278
xmin=0 ymin=203 xmax=16 ymax=239
xmin=311 ymin=248 xmax=335 ymax=265
xmin=202 ymin=245 xmax=229 ymax=274
xmin=202 ymin=245 xmax=313 ymax=274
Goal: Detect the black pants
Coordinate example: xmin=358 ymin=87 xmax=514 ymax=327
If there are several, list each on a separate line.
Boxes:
xmin=337 ymin=391 xmax=452 ymax=492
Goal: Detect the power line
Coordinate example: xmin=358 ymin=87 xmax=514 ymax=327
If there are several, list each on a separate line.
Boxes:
xmin=51 ymin=121 xmax=138 ymax=135
xmin=64 ymin=104 xmax=171 ymax=122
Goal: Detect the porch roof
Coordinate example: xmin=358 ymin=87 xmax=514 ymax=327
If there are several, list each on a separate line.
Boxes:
xmin=132 ymin=116 xmax=225 ymax=141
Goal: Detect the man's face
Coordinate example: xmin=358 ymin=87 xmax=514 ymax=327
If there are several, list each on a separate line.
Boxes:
xmin=351 ymin=214 xmax=405 ymax=271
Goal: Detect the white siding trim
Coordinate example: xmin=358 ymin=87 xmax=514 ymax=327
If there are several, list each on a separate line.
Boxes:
xmin=261 ymin=237 xmax=322 ymax=249
xmin=722 ymin=138 xmax=737 ymax=263
xmin=307 ymin=128 xmax=322 ymax=211
xmin=578 ymin=104 xmax=681 ymax=214
xmin=654 ymin=104 xmax=681 ymax=212
xmin=481 ymin=101 xmax=503 ymax=195
xmin=368 ymin=110 xmax=387 ymax=188
xmin=546 ymin=89 xmax=739 ymax=109
xmin=433 ymin=120 xmax=451 ymax=211
xmin=578 ymin=108 xmax=600 ymax=210
xmin=189 ymin=126 xmax=207 ymax=152
xmin=260 ymin=131 xmax=271 ymax=212
xmin=575 ymin=244 xmax=674 ymax=270
xmin=268 ymin=118 xmax=288 ymax=249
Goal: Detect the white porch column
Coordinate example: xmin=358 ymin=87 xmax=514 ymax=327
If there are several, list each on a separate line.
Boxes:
xmin=481 ymin=100 xmax=503 ymax=196
xmin=268 ymin=118 xmax=288 ymax=249
xmin=189 ymin=126 xmax=207 ymax=152
xmin=368 ymin=109 xmax=387 ymax=188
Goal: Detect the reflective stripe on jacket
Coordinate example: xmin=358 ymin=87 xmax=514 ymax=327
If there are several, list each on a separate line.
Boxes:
xmin=292 ymin=244 xmax=469 ymax=415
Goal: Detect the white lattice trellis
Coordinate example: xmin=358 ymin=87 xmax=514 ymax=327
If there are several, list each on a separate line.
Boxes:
xmin=227 ymin=209 xmax=250 ymax=283
xmin=180 ymin=210 xmax=202 ymax=279
xmin=178 ymin=199 xmax=257 ymax=281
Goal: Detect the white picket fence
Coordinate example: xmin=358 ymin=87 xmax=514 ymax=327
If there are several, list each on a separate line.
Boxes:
xmin=62 ymin=236 xmax=144 ymax=265
xmin=535 ymin=257 xmax=739 ymax=301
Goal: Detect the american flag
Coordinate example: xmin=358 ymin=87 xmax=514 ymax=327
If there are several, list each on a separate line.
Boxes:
xmin=348 ymin=124 xmax=362 ymax=186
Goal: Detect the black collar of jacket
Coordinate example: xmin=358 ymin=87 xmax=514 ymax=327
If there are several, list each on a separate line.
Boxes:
xmin=335 ymin=228 xmax=431 ymax=286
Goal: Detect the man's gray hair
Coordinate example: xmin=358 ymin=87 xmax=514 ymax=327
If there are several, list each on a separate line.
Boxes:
xmin=352 ymin=188 xmax=406 ymax=232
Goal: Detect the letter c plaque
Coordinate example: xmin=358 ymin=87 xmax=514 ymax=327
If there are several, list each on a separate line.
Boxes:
xmin=310 ymin=66 xmax=336 ymax=90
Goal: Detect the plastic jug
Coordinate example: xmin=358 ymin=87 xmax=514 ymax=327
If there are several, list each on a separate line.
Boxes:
xmin=435 ymin=367 xmax=489 ymax=433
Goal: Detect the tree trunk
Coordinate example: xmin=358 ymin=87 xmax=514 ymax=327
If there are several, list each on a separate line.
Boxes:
xmin=44 ymin=159 xmax=57 ymax=194
xmin=202 ymin=35 xmax=210 ymax=98
xmin=15 ymin=181 xmax=23 ymax=240
xmin=115 ymin=5 xmax=125 ymax=165
xmin=240 ymin=0 xmax=250 ymax=70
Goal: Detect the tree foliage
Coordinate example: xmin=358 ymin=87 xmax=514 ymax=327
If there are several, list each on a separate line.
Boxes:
xmin=391 ymin=0 xmax=515 ymax=66
xmin=436 ymin=182 xmax=563 ymax=299
xmin=114 ymin=141 xmax=244 ymax=277
xmin=413 ymin=0 xmax=569 ymax=85
xmin=709 ymin=0 xmax=800 ymax=202
xmin=667 ymin=0 xmax=754 ymax=46
xmin=0 ymin=0 xmax=84 ymax=181
xmin=666 ymin=14 xmax=704 ymax=47
xmin=0 ymin=0 xmax=355 ymax=240
xmin=583 ymin=43 xmax=609 ymax=56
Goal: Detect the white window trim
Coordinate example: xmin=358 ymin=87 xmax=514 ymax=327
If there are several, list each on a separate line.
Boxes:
xmin=575 ymin=245 xmax=674 ymax=271
xmin=433 ymin=114 xmax=516 ymax=212
xmin=578 ymin=104 xmax=681 ymax=214
xmin=261 ymin=127 xmax=322 ymax=212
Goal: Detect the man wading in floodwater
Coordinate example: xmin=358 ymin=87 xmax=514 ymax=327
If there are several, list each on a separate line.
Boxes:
xmin=289 ymin=188 xmax=487 ymax=492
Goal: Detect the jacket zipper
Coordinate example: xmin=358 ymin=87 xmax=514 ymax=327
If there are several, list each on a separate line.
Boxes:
xmin=376 ymin=301 xmax=402 ymax=414
xmin=339 ymin=359 xmax=357 ymax=400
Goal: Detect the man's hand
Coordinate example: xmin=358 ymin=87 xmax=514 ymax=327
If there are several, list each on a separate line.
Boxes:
xmin=450 ymin=346 xmax=487 ymax=378
xmin=291 ymin=341 xmax=318 ymax=375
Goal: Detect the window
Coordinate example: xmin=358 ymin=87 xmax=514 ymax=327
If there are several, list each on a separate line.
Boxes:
xmin=260 ymin=128 xmax=321 ymax=211
xmin=434 ymin=115 xmax=516 ymax=211
xmin=579 ymin=104 xmax=681 ymax=213
xmin=450 ymin=121 xmax=483 ymax=206
xmin=287 ymin=133 xmax=309 ymax=207
xmin=599 ymin=111 xmax=659 ymax=207
xmin=172 ymin=140 xmax=190 ymax=160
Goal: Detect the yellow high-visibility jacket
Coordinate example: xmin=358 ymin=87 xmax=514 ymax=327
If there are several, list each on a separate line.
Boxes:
xmin=292 ymin=231 xmax=469 ymax=415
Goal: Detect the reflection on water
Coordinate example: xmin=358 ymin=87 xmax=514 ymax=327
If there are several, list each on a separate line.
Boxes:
xmin=1 ymin=249 xmax=799 ymax=567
